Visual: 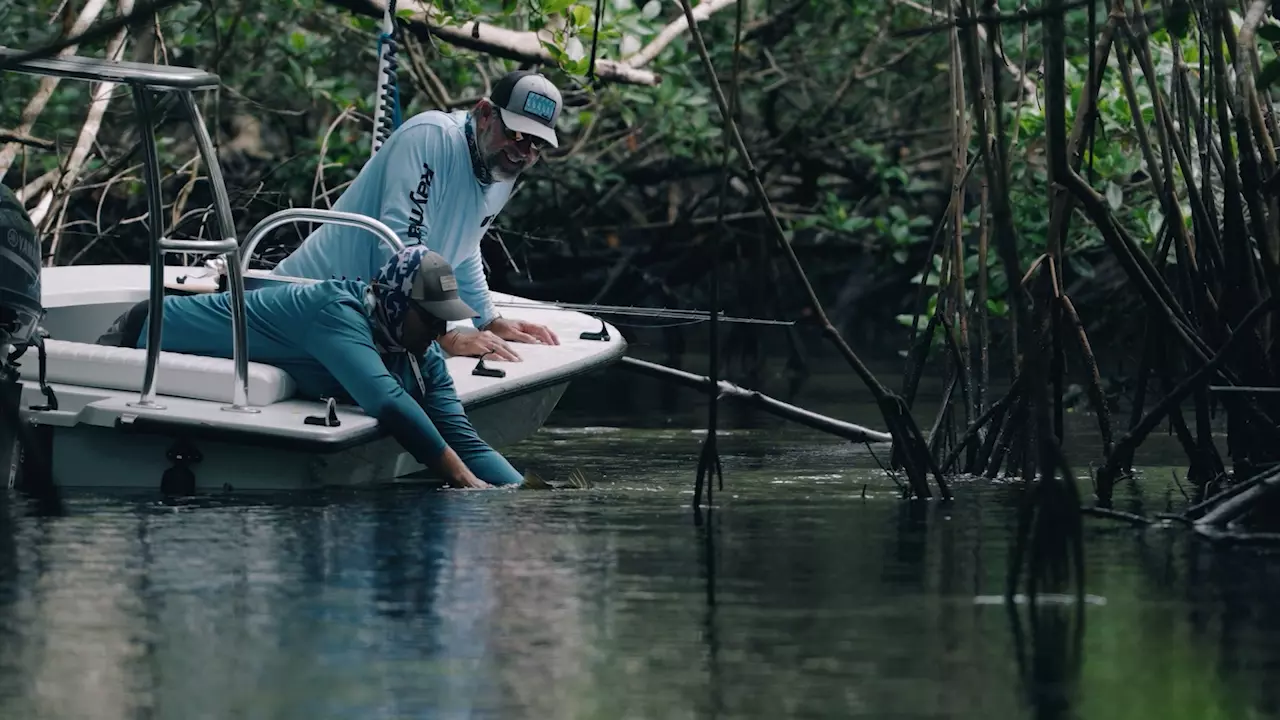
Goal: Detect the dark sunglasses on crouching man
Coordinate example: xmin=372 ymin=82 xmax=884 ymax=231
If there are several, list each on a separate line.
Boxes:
xmin=409 ymin=299 xmax=450 ymax=338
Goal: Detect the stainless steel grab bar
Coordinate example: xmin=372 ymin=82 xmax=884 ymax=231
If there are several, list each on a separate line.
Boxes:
xmin=130 ymin=88 xmax=257 ymax=414
xmin=238 ymin=208 xmax=406 ymax=276
xmin=160 ymin=237 xmax=238 ymax=253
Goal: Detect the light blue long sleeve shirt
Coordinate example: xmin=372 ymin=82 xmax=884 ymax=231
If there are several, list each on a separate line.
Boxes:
xmin=136 ymin=280 xmax=453 ymax=463
xmin=270 ymin=110 xmax=513 ymax=328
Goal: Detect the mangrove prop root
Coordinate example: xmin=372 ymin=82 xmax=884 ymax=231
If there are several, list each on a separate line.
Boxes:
xmin=945 ymin=373 xmax=1026 ymax=474
xmin=894 ymin=305 xmax=942 ymax=470
xmin=1059 ymin=294 xmax=1113 ymax=457
xmin=986 ymin=390 xmax=1029 ymax=479
xmin=968 ymin=391 xmax=1012 ymax=475
xmin=1196 ymin=471 xmax=1280 ymax=528
xmin=927 ymin=373 xmax=959 ymax=460
xmin=673 ymin=0 xmax=948 ymax=500
xmin=1182 ymin=464 xmax=1280 ymax=519
xmin=1097 ymin=296 xmax=1280 ymax=503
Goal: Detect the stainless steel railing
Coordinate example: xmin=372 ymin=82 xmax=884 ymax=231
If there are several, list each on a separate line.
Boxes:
xmin=2 ymin=49 xmax=254 ymax=414
xmin=4 ymin=50 xmax=408 ymax=416
xmin=238 ymin=208 xmax=406 ymax=276
xmin=127 ymin=86 xmax=257 ymax=413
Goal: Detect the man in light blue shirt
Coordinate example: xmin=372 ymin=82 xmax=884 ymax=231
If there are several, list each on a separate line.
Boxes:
xmin=272 ymin=70 xmax=564 ymax=363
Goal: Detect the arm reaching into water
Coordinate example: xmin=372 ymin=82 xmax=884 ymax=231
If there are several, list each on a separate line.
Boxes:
xmin=305 ymin=299 xmax=491 ymax=489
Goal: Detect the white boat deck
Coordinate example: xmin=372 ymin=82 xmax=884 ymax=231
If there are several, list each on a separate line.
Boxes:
xmin=20 ymin=263 xmax=626 ymax=453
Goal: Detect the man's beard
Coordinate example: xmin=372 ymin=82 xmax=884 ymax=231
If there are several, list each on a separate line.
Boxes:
xmin=483 ymin=148 xmax=524 ymax=182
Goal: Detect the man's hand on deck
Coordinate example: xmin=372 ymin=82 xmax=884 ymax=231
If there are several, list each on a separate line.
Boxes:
xmin=487 ymin=317 xmax=560 ymax=346
xmin=439 ymin=328 xmax=522 ymax=361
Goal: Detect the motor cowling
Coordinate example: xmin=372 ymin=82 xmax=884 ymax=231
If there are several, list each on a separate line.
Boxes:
xmin=0 ymin=183 xmax=43 ymax=359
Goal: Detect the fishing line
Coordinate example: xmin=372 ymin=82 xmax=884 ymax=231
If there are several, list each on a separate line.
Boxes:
xmin=591 ymin=318 xmax=706 ymax=329
xmin=491 ymin=300 xmax=796 ymax=326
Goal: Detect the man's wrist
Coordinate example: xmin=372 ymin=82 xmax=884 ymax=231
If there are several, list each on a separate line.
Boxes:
xmin=478 ymin=314 xmax=503 ymax=331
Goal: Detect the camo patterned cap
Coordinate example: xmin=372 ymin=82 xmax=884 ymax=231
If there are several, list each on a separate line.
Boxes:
xmin=374 ymin=246 xmax=478 ymax=340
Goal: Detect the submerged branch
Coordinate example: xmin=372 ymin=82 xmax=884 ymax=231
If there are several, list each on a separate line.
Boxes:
xmin=619 ymin=357 xmax=893 ymax=444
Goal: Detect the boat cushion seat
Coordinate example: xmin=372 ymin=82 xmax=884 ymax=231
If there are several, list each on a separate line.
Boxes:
xmin=19 ymin=339 xmax=297 ymax=406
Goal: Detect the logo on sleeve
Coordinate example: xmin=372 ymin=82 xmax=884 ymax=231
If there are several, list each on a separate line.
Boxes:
xmin=407 ymin=163 xmax=435 ymax=241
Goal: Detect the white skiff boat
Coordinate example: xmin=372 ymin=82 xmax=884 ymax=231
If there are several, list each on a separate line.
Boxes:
xmin=1 ymin=49 xmax=626 ymax=492
xmin=19 ymin=263 xmax=624 ymax=491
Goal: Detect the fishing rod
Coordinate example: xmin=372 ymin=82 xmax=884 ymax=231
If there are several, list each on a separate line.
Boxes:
xmin=491 ymin=300 xmax=796 ymax=326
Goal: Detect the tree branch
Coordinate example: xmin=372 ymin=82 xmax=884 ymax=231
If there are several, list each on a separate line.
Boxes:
xmin=621 ymin=0 xmax=737 ymax=69
xmin=31 ymin=0 xmax=135 ymax=254
xmin=338 ymin=0 xmax=740 ymax=86
xmin=0 ymin=129 xmax=55 ymax=151
xmin=891 ymin=0 xmax=1038 ymax=99
xmin=0 ymin=0 xmax=110 ymax=182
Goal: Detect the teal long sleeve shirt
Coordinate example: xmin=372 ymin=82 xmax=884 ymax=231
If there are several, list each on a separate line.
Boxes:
xmin=269 ymin=110 xmax=513 ymax=329
xmin=136 ymin=280 xmax=452 ymax=463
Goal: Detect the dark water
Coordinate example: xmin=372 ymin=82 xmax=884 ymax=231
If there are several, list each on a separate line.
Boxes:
xmin=2 ymin=357 xmax=1279 ymax=719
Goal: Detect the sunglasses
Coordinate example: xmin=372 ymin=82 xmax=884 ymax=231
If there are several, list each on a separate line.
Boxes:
xmin=408 ymin=299 xmax=449 ymax=338
xmin=497 ymin=114 xmax=550 ymax=152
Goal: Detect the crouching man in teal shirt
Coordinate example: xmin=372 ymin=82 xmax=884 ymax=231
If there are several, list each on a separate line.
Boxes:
xmin=97 ymin=247 xmax=523 ymax=489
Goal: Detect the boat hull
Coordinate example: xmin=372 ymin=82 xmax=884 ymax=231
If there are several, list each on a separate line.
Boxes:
xmin=20 ymin=381 xmax=569 ymax=491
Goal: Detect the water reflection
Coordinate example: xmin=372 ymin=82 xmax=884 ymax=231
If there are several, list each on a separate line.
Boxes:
xmin=1008 ymin=600 xmax=1083 ymax=720
xmin=0 ymin=423 xmax=1274 ymax=718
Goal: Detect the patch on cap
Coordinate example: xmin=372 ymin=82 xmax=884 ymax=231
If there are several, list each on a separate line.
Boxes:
xmin=439 ymin=274 xmax=457 ymax=292
xmin=523 ymin=92 xmax=557 ymax=122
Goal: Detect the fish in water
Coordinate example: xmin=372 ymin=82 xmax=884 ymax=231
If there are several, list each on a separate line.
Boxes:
xmin=518 ymin=468 xmax=594 ymax=490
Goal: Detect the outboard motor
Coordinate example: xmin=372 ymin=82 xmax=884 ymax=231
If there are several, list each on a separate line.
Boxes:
xmin=0 ymin=183 xmax=47 ymax=491
xmin=0 ymin=183 xmax=43 ymax=359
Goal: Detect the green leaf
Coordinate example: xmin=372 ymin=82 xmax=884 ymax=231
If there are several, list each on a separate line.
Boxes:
xmin=1258 ymin=24 xmax=1280 ymax=44
xmin=540 ymin=39 xmax=564 ymax=61
xmin=289 ymin=30 xmax=306 ymax=51
xmin=570 ymin=3 xmax=592 ymax=27
xmin=1106 ymin=181 xmax=1123 ymax=211
xmin=543 ymin=0 xmax=576 ymax=14
xmin=1258 ymin=57 xmax=1280 ymax=90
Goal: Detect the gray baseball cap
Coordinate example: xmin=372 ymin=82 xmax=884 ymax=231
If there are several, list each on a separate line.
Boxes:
xmin=411 ymin=250 xmax=479 ymax=321
xmin=490 ymin=70 xmax=562 ymax=149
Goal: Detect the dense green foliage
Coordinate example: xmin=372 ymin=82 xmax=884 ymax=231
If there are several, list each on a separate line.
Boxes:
xmin=1 ymin=0 xmax=1276 ymax=362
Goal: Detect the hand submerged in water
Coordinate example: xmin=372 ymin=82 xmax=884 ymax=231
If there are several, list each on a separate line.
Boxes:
xmin=438 ymin=448 xmax=493 ymax=489
xmin=447 ymin=471 xmax=492 ymax=490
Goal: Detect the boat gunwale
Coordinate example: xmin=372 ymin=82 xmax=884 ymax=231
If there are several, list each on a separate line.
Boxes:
xmin=74 ymin=337 xmax=624 ymax=452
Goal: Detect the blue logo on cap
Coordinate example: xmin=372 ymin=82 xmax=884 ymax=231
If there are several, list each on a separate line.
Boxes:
xmin=523 ymin=92 xmax=557 ymax=122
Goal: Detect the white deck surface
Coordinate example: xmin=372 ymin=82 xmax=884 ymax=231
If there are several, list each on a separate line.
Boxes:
xmin=24 ymin=263 xmax=626 ymax=445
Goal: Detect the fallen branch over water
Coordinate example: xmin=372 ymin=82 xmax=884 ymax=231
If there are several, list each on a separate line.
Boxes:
xmin=618 ymin=356 xmax=893 ymax=444
xmin=333 ymin=0 xmax=741 ymax=86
